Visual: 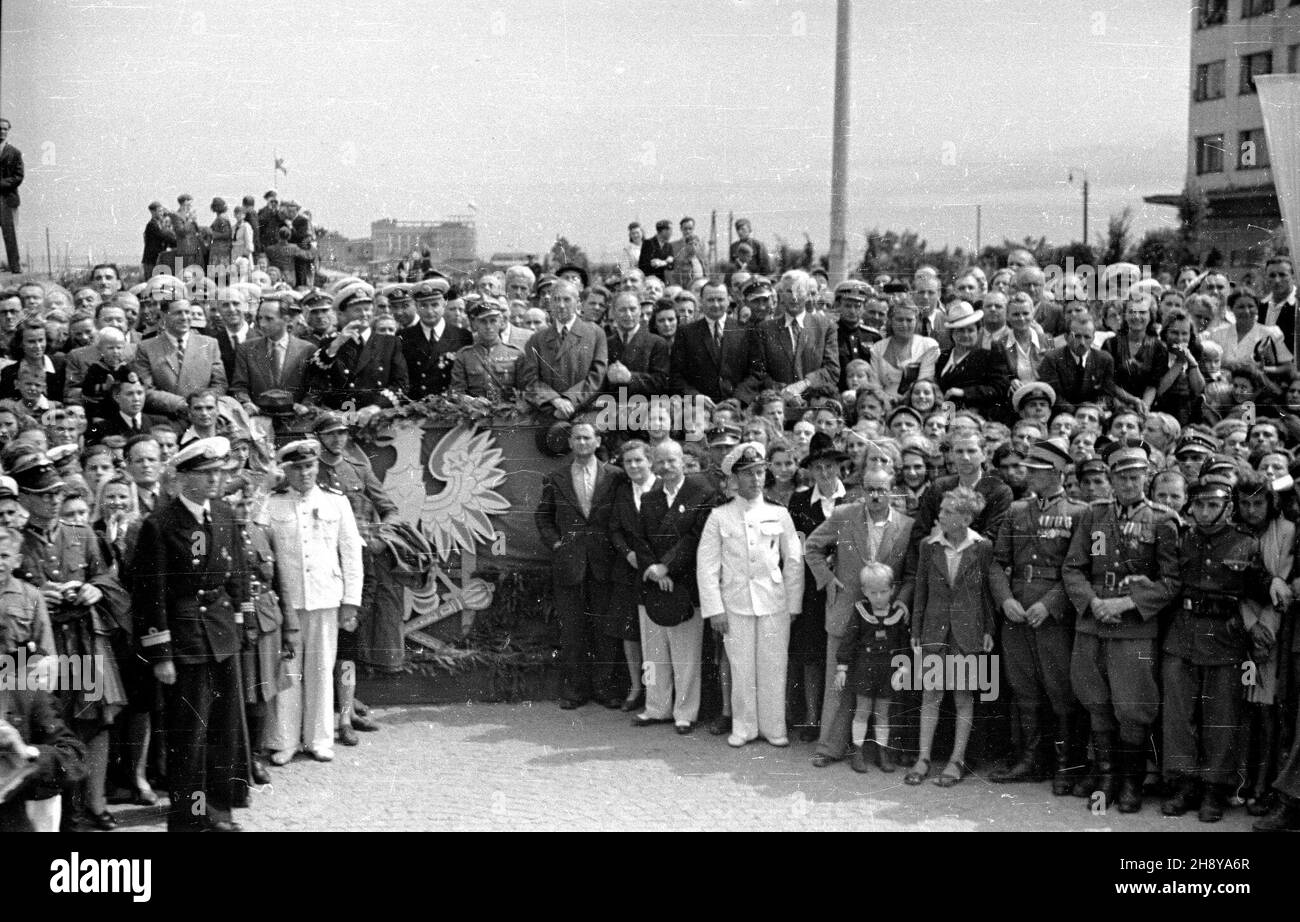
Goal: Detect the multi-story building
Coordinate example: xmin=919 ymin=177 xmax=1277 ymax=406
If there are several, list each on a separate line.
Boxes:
xmin=1147 ymin=0 xmax=1300 ymax=267
xmin=370 ymin=217 xmax=478 ymax=270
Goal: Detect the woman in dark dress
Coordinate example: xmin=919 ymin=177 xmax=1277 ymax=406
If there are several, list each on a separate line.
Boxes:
xmin=786 ymin=432 xmax=849 ymax=741
xmin=606 ymin=440 xmax=657 ymax=711
xmin=1104 ymin=294 xmax=1166 ymax=412
xmin=934 ymin=302 xmax=1011 ymax=424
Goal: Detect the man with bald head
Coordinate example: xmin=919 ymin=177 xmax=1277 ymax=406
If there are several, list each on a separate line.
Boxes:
xmin=1018 ymin=266 xmax=1066 ymax=338
xmin=518 ymin=278 xmax=608 ymax=420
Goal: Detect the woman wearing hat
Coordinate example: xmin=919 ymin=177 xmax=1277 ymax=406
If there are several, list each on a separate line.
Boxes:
xmin=866 ymin=301 xmax=940 ymax=402
xmin=935 ymin=301 xmax=1011 ymax=423
xmin=207 ymin=197 xmax=233 ymax=269
xmin=786 ymin=433 xmax=849 ymax=741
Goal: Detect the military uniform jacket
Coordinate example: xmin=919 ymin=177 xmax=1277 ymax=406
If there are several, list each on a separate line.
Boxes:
xmin=18 ymin=521 xmax=116 ymax=627
xmin=399 ymin=322 xmax=473 ymax=400
xmin=317 ymin=447 xmax=397 ymax=527
xmin=1164 ymin=524 xmax=1267 ymax=666
xmin=0 ymin=576 xmax=51 ymax=657
xmin=696 ymin=496 xmax=804 ymax=619
xmin=989 ymin=490 xmax=1089 ymax=619
xmin=1062 ymin=499 xmax=1181 ymax=639
xmin=449 ymin=341 xmax=523 ymax=399
xmin=306 ymin=332 xmax=409 ymax=410
xmin=242 ymin=524 xmax=299 ymax=640
xmin=132 ymin=497 xmax=248 ymax=665
xmin=836 ymin=319 xmax=874 ymax=392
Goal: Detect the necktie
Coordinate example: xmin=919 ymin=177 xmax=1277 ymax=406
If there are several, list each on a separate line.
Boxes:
xmin=271 ymin=340 xmax=284 ymax=384
xmin=714 ymin=322 xmax=723 ymax=351
xmin=558 ymin=325 xmax=567 ymax=345
xmin=577 ymin=466 xmax=591 ymax=517
xmin=789 ymin=321 xmax=800 ymax=352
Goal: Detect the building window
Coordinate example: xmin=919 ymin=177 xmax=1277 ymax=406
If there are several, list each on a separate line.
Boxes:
xmin=1194 ymin=61 xmax=1227 ymax=100
xmin=1242 ymin=0 xmax=1274 ymax=15
xmin=1197 ymin=134 xmax=1226 ymax=174
xmin=1239 ymin=128 xmax=1271 ymax=169
xmin=1240 ymin=50 xmax=1273 ymax=94
xmin=1198 ymin=0 xmax=1228 ymax=26
xmin=1289 ymin=44 xmax=1299 ymax=73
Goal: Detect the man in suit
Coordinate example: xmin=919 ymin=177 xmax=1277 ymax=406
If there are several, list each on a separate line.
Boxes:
xmin=604 ymin=291 xmax=669 ymax=398
xmin=908 ymin=430 xmax=1013 ymax=548
xmin=670 ymin=279 xmax=756 ymax=406
xmin=306 ymin=283 xmax=408 ymax=410
xmin=231 ymin=295 xmax=316 ymax=423
xmin=697 ymin=442 xmax=803 ymax=748
xmin=630 ymin=440 xmax=717 ymax=733
xmin=729 ymin=217 xmax=772 ymax=276
xmin=399 ymin=279 xmax=471 ymax=401
xmin=911 ymin=273 xmax=948 ymax=345
xmin=86 ymin=371 xmax=172 ymax=443
xmin=746 ymin=270 xmax=840 ymax=400
xmin=1037 ymin=317 xmax=1121 ymax=415
xmin=0 ymin=118 xmax=23 ymax=273
xmin=518 ymin=279 xmax=607 ymax=421
xmin=638 ymin=219 xmax=675 ymax=281
xmin=807 ymin=466 xmax=915 ymax=769
xmin=130 ymin=299 xmax=228 ymax=418
xmin=213 ymin=288 xmax=257 ymax=381
xmin=132 ymin=437 xmax=250 ymax=831
xmin=264 ymin=439 xmax=363 ymax=765
xmin=535 ymin=422 xmax=621 ymax=709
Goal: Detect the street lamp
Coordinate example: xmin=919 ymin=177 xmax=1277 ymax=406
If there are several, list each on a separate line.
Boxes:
xmin=1068 ymin=167 xmax=1089 ymax=248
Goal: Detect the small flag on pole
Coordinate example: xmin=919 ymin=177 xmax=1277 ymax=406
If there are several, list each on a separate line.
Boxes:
xmin=275 ymin=156 xmax=288 ymax=176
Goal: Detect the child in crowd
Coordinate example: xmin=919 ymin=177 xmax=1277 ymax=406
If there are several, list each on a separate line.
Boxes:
xmin=764 ymin=439 xmax=800 ymax=506
xmin=833 ymin=562 xmax=906 ymax=773
xmin=907 ymin=487 xmax=995 ymax=788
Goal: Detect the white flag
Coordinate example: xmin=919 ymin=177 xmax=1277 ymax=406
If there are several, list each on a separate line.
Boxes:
xmin=1256 ymin=75 xmax=1300 ymax=263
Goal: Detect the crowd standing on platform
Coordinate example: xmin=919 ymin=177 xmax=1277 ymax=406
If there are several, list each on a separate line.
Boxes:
xmin=2 ymin=189 xmax=1300 ymax=832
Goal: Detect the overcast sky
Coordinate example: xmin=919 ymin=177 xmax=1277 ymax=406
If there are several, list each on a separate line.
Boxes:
xmin=1 ymin=0 xmax=1192 ymax=269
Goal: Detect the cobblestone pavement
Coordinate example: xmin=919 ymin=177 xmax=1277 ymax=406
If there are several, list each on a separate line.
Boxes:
xmin=110 ymin=702 xmax=1258 ymax=832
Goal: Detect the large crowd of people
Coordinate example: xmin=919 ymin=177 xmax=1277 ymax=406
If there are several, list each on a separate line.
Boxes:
xmin=1 ymin=193 xmax=1300 ymax=833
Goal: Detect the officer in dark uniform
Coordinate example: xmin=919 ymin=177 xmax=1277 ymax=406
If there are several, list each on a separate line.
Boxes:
xmin=741 ymin=276 xmax=775 ymax=327
xmin=298 ymin=289 xmax=337 ymax=350
xmin=1062 ymin=446 xmax=1181 ymax=814
xmin=831 ymin=279 xmax=874 ymax=392
xmin=1161 ymin=471 xmax=1268 ymax=822
xmin=314 ymin=413 xmax=397 ymax=740
xmin=988 ymin=438 xmax=1090 ymax=793
xmin=132 ymin=436 xmax=250 ymax=832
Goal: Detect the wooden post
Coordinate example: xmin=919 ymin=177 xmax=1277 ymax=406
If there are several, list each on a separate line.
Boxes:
xmin=827 ymin=0 xmax=851 ymax=285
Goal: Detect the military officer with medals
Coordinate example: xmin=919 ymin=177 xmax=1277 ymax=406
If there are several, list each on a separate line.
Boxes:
xmin=1160 ymin=471 xmax=1270 ymax=823
xmin=989 ymin=438 xmax=1090 ymax=793
xmin=449 ymin=297 xmax=523 ymax=399
xmin=1062 ymin=445 xmax=1181 ymax=814
xmin=132 ymin=437 xmax=250 ymax=832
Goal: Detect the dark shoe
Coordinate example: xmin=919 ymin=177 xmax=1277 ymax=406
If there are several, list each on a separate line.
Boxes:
xmin=351 ymin=712 xmax=381 ymax=732
xmin=1051 ymin=737 xmax=1083 ymax=796
xmin=1198 ymin=784 xmax=1227 ymax=823
xmin=75 ymin=810 xmax=118 ymax=831
xmin=559 ymin=697 xmax=587 ymax=710
xmin=850 ymin=746 xmax=871 ymax=774
xmin=990 ymin=749 xmax=1042 ymax=783
xmin=620 ymin=690 xmax=645 ymax=713
xmin=352 ymin=698 xmax=370 ymax=717
xmin=632 ymin=714 xmax=671 ymax=727
xmin=876 ymin=744 xmax=897 ymax=773
xmin=1247 ymin=791 xmax=1275 ymax=817
xmin=231 ymin=784 xmax=251 ymax=809
xmin=205 ymin=819 xmax=244 ymax=832
xmin=1161 ymin=777 xmax=1201 ymax=817
xmin=337 ymin=724 xmax=360 ymax=747
xmin=798 ymin=724 xmax=821 ymax=743
xmin=1253 ymin=798 xmax=1300 ymax=831
xmin=1071 ymin=773 xmax=1096 ymax=798
xmin=811 ymin=753 xmax=838 ymax=768
xmin=250 ymin=759 xmax=272 ymax=786
xmin=1117 ymin=746 xmax=1144 ymax=814
xmin=602 ymin=696 xmax=624 ymax=710
xmin=708 ymin=715 xmax=732 ymax=736
xmin=675 ymin=722 xmax=694 ymax=735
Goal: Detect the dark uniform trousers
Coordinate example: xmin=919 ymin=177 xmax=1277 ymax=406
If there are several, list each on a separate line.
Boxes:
xmin=165 ymin=653 xmax=242 ymax=830
xmin=1161 ymin=525 xmax=1264 ymax=786
xmin=1002 ymin=618 xmax=1073 ymax=717
xmin=1062 ymin=499 xmax=1180 ymax=747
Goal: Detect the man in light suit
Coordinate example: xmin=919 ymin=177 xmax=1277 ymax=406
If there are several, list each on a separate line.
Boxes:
xmin=534 ymin=422 xmax=621 ymax=709
xmin=604 ymin=291 xmax=669 ymax=398
xmin=806 ymin=466 xmax=915 ymax=769
xmin=697 ymin=442 xmax=803 ymax=748
xmin=231 ymin=295 xmax=316 ymax=421
xmin=745 ymin=270 xmax=839 ymax=401
xmin=130 ymin=299 xmax=228 ymax=418
xmin=670 ymin=279 xmax=756 ymax=407
xmin=263 ymin=439 xmax=363 ymax=765
xmin=517 ymin=279 xmax=608 ymax=420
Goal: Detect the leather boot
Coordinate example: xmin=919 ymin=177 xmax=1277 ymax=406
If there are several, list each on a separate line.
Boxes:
xmin=990 ymin=734 xmax=1042 ymax=783
xmin=1253 ymin=796 xmax=1300 ymax=832
xmin=1161 ymin=776 xmax=1201 ymax=817
xmin=1247 ymin=706 xmax=1277 ymax=816
xmin=1090 ymin=731 xmax=1119 ymax=808
xmin=1198 ymin=783 xmax=1227 ymax=823
xmin=1054 ymin=713 xmax=1088 ymax=797
xmin=1117 ymin=744 xmax=1144 ymax=814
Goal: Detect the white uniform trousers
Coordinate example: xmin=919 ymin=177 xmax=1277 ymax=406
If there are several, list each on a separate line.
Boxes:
xmin=638 ymin=606 xmax=703 ymax=725
xmin=267 ymin=607 xmax=338 ymax=755
xmin=722 ymin=610 xmax=790 ymax=743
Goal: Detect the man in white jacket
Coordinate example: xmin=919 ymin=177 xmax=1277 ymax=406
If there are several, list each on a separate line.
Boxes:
xmin=696 ymin=442 xmax=803 ymax=748
xmin=264 ymin=438 xmax=363 ymax=764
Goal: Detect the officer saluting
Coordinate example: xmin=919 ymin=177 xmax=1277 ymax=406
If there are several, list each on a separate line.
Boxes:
xmin=988 ymin=438 xmax=1090 ymax=794
xmin=133 ymin=437 xmax=250 ymax=832
xmin=1062 ymin=445 xmax=1180 ymax=815
xmin=449 ymin=297 xmax=523 ymax=400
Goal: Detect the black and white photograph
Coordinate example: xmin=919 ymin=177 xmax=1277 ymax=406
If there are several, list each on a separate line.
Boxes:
xmin=0 ymin=0 xmax=1298 ymax=864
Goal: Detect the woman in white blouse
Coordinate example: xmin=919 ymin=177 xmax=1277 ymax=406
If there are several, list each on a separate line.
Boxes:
xmin=867 ymin=302 xmax=940 ymax=401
